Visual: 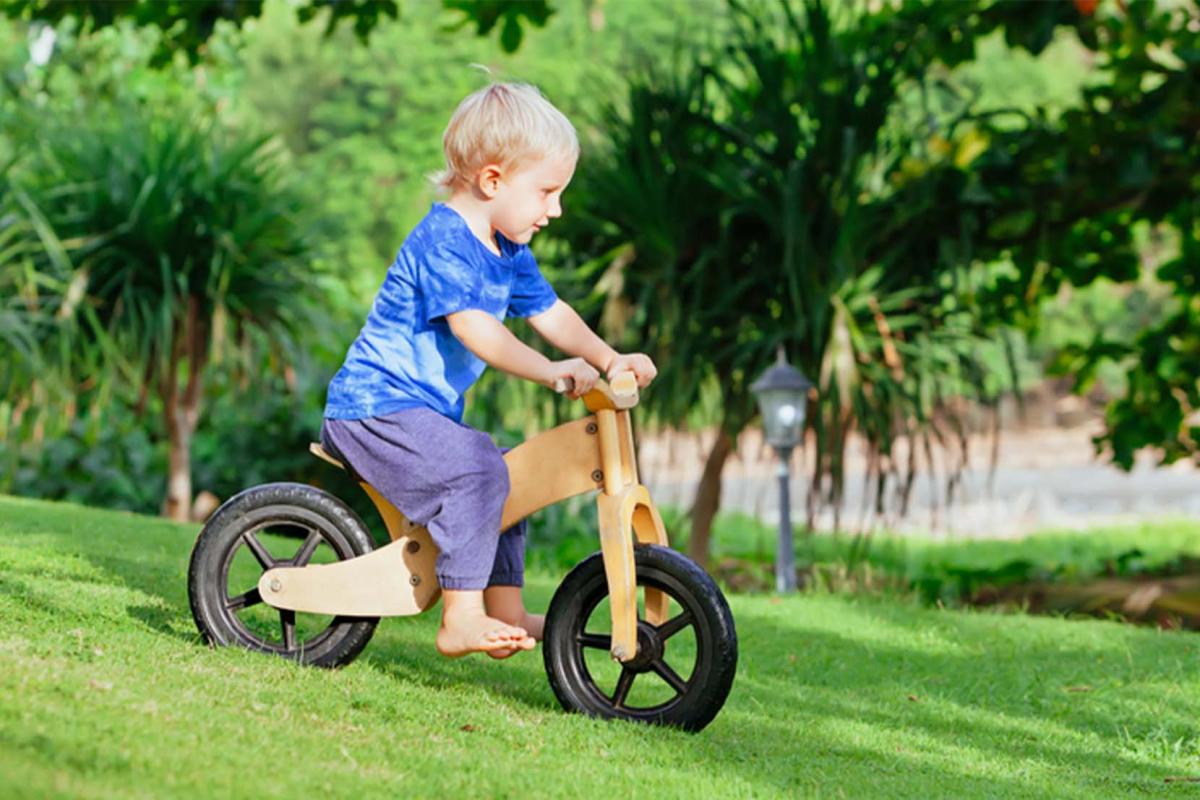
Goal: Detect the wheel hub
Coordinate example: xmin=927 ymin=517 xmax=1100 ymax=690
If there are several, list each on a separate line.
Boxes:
xmin=620 ymin=620 xmax=664 ymax=672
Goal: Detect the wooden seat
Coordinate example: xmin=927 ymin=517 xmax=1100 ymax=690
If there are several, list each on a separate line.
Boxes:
xmin=309 ymin=443 xmax=345 ymax=470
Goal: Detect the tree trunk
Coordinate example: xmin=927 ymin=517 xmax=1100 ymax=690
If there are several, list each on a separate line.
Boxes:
xmin=161 ymin=297 xmax=208 ymax=522
xmin=162 ymin=400 xmax=194 ymax=522
xmin=687 ymin=427 xmax=736 ymax=569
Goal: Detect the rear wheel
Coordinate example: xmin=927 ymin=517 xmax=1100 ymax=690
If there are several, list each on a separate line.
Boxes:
xmin=543 ymin=544 xmax=737 ymax=732
xmin=187 ymin=482 xmax=378 ymax=668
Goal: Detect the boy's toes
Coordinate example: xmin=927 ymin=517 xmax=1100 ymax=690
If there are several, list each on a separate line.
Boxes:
xmin=485 ymin=635 xmax=536 ymax=660
xmin=474 ymin=624 xmax=528 ymax=654
xmin=494 ymin=624 xmax=528 ymax=642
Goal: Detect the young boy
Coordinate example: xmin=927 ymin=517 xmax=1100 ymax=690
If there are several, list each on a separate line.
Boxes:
xmin=320 ymin=83 xmax=656 ymax=658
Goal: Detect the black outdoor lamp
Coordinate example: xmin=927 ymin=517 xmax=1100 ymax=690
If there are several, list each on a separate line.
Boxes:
xmin=750 ymin=348 xmax=814 ymax=593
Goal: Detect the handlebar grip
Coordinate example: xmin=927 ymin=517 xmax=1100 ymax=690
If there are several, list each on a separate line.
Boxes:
xmin=553 ymin=371 xmax=637 ymax=398
xmin=609 ymin=371 xmax=638 ymax=396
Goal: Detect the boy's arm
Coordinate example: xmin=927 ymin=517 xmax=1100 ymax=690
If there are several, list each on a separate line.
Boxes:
xmin=526 ymin=299 xmax=618 ymax=372
xmin=446 ymin=309 xmax=599 ymax=396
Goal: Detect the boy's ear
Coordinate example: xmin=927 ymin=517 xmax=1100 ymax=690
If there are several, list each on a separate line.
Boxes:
xmin=476 ymin=164 xmax=504 ymax=198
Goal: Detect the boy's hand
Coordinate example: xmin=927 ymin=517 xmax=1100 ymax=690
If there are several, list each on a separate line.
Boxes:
xmin=550 ymin=357 xmax=600 ymax=399
xmin=606 ymin=353 xmax=658 ymax=388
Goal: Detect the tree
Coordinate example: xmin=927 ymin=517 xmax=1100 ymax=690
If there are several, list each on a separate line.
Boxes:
xmin=2 ymin=102 xmax=331 ymax=520
xmin=552 ymin=0 xmax=1032 ymax=565
xmin=558 ymin=0 xmax=1200 ymax=568
xmin=0 ymin=0 xmax=722 ymax=517
xmin=960 ymin=0 xmax=1200 ymax=468
xmin=0 ymin=0 xmax=552 ymax=63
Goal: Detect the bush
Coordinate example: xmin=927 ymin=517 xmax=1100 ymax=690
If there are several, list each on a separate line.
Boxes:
xmin=0 ymin=410 xmax=165 ymax=514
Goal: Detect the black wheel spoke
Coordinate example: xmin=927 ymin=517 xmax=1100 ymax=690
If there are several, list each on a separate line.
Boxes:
xmin=611 ymin=668 xmax=636 ymax=708
xmin=656 ymin=610 xmax=694 ymax=641
xmin=281 ymin=609 xmax=297 ymax=650
xmin=292 ymin=528 xmax=322 ymax=566
xmin=651 ymin=658 xmax=689 ymax=695
xmin=242 ymin=531 xmax=276 ymax=570
xmin=226 ymin=587 xmax=263 ymax=612
xmin=577 ymin=632 xmax=611 ymax=651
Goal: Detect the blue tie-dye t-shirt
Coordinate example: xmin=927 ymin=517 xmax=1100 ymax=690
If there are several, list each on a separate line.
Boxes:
xmin=324 ymin=203 xmax=558 ymax=422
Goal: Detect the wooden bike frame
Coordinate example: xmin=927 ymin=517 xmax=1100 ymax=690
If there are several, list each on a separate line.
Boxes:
xmin=257 ymin=374 xmax=667 ymax=663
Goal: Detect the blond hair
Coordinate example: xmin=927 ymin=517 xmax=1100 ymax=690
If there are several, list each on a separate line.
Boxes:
xmin=433 ymin=82 xmax=579 ymax=191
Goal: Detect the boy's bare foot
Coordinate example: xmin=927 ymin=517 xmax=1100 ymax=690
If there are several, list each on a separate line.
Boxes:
xmin=484 ymin=593 xmax=546 ymax=660
xmin=486 ymin=612 xmax=546 ymax=659
xmin=438 ymin=589 xmax=535 ymax=658
xmin=436 ymin=613 xmax=534 ymax=657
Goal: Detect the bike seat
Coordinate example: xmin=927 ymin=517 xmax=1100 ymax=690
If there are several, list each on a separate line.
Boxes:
xmin=309 ymin=443 xmax=345 ymax=470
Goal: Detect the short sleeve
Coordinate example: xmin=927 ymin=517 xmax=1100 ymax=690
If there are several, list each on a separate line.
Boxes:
xmin=507 ymin=251 xmax=558 ymax=318
xmin=418 ymin=244 xmax=487 ymax=323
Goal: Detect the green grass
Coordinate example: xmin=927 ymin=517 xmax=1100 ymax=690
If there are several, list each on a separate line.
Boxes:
xmin=3 ymin=494 xmax=1200 ymax=798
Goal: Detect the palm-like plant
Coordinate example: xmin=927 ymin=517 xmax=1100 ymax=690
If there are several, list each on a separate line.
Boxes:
xmin=2 ymin=102 xmax=328 ymax=520
xmin=554 ymin=0 xmax=1011 ymax=564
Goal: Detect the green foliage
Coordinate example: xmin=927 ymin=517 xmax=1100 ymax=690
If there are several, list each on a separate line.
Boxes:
xmin=0 ymin=0 xmax=725 ymax=515
xmin=442 ymin=0 xmax=553 ymax=53
xmin=4 ymin=0 xmax=1196 ymax=526
xmin=1100 ymin=287 xmax=1199 ymax=468
xmin=0 ymin=410 xmax=164 ymax=512
xmin=1037 ymin=249 xmax=1179 ymax=402
xmin=0 ymin=0 xmax=562 ymax=65
xmin=940 ymin=1 xmax=1200 ymax=466
xmin=553 ymin=0 xmax=1022 ymax=535
xmin=0 ymin=0 xmax=398 ymax=65
xmin=219 ymin=0 xmax=720 ymax=300
xmin=3 ymin=99 xmax=325 ymax=401
xmin=0 ymin=84 xmax=339 ymax=516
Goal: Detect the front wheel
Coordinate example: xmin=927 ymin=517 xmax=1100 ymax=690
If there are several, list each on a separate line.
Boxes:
xmin=543 ymin=544 xmax=737 ymax=732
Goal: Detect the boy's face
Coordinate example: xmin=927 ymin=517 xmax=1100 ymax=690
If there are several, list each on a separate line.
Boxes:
xmin=483 ymin=155 xmax=576 ymax=245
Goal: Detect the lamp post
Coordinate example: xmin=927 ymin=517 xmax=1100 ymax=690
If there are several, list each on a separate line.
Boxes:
xmin=751 ymin=348 xmax=813 ymax=593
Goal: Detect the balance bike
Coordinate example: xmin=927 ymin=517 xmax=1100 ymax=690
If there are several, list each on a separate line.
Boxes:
xmin=187 ymin=374 xmax=737 ymax=731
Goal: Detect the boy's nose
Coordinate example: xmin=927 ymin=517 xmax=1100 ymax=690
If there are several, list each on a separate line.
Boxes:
xmin=547 ymin=198 xmax=562 ymax=218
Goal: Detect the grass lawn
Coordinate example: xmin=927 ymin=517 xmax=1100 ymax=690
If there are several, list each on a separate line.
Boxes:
xmin=3 ymin=494 xmax=1200 ymax=798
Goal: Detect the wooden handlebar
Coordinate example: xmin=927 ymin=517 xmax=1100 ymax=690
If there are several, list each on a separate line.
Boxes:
xmin=554 ymin=371 xmax=639 ymax=411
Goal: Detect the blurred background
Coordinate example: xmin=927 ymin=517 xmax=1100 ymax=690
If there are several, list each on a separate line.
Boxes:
xmin=1 ymin=0 xmax=1197 ymax=615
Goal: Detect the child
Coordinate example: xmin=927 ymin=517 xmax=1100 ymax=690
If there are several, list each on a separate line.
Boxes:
xmin=320 ymin=83 xmax=657 ymax=658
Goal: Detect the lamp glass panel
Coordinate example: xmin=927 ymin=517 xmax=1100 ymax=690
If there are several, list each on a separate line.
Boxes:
xmin=756 ymin=387 xmax=805 ymax=448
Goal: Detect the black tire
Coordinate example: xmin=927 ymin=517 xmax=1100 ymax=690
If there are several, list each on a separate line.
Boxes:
xmin=187 ymin=482 xmax=379 ymax=668
xmin=543 ymin=544 xmax=737 ymax=732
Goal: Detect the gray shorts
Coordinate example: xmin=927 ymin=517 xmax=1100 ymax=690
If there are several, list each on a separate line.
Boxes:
xmin=320 ymin=407 xmax=527 ymax=591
